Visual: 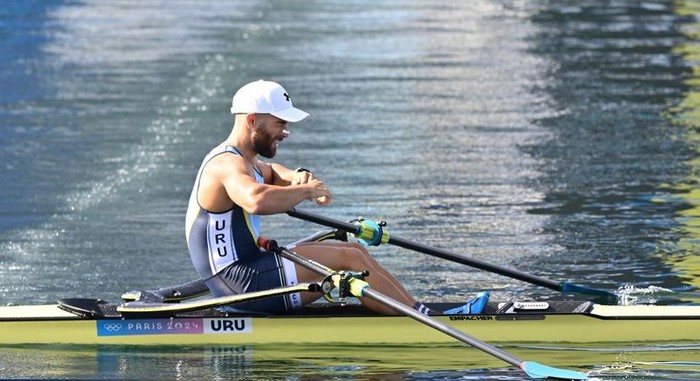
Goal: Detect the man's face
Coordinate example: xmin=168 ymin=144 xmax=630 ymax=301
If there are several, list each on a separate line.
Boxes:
xmin=251 ymin=114 xmax=289 ymax=159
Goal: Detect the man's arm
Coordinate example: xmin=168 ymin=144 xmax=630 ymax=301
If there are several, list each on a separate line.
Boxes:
xmin=210 ymin=155 xmax=330 ymax=215
xmin=268 ymin=162 xmax=313 ymax=186
xmin=267 ymin=162 xmax=331 ymax=205
xmin=266 ymin=162 xmax=294 ymax=185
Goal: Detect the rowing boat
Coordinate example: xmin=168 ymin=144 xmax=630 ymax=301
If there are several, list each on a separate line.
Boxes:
xmin=0 ymin=213 xmax=693 ymax=379
xmin=2 ymin=241 xmax=697 ymax=349
xmin=1 ymin=293 xmax=699 ymax=347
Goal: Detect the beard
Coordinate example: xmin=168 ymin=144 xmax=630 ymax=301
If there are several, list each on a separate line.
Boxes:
xmin=251 ymin=128 xmax=277 ymax=159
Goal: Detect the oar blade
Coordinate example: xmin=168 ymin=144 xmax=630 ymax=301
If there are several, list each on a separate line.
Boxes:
xmin=560 ymin=282 xmax=618 ymax=303
xmin=521 ymin=361 xmax=588 ymax=380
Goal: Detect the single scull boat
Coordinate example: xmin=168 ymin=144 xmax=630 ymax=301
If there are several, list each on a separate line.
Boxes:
xmin=0 ymin=295 xmax=698 ymax=347
xmin=2 ymin=211 xmax=692 ymax=380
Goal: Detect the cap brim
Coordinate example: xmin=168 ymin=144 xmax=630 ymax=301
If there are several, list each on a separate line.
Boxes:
xmin=271 ymin=107 xmax=310 ymax=123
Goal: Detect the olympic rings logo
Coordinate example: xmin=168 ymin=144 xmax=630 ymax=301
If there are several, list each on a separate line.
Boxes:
xmin=102 ymin=323 xmax=123 ymax=332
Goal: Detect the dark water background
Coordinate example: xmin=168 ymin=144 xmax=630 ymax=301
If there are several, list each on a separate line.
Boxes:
xmin=1 ymin=0 xmax=700 ymax=379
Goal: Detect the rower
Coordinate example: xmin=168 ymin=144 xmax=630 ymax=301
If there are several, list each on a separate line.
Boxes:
xmin=184 ymin=80 xmax=486 ymax=316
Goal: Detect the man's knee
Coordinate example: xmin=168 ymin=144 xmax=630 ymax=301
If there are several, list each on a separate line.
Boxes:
xmin=295 ymin=241 xmax=372 ymax=270
xmin=338 ymin=241 xmax=370 ymax=258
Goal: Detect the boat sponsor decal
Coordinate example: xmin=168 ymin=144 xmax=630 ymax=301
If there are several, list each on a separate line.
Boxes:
xmin=448 ymin=316 xmax=495 ymax=321
xmin=495 ymin=315 xmax=545 ymax=321
xmin=96 ymin=317 xmax=252 ymax=336
xmin=448 ymin=315 xmax=546 ymax=321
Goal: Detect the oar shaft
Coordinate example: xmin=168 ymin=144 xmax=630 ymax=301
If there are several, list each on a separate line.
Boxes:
xmin=273 ymin=240 xmax=587 ymax=380
xmin=361 ymin=287 xmax=523 ymax=367
xmin=283 ymin=210 xmax=590 ymax=379
xmin=287 ymin=208 xmax=361 ymax=234
xmin=275 ymin=244 xmax=523 ymax=368
xmin=387 ymin=235 xmax=562 ymax=291
xmin=287 ymin=208 xmax=561 ymax=290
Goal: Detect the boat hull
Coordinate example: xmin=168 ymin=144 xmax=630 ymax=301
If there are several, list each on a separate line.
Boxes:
xmin=1 ymin=302 xmax=699 ymax=347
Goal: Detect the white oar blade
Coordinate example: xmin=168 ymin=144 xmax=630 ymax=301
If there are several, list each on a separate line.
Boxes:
xmin=521 ymin=361 xmax=588 ymax=380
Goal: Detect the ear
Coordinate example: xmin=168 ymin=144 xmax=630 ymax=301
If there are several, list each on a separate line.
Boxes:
xmin=245 ymin=113 xmax=256 ymax=128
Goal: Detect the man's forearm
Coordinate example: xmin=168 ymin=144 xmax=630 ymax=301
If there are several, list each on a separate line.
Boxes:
xmin=270 ymin=163 xmax=295 ymax=185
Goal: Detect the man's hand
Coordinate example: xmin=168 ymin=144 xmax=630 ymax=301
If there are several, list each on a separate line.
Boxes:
xmin=292 ymin=168 xmax=313 ymax=186
xmin=315 ymin=194 xmax=331 ymax=206
xmin=292 ymin=168 xmax=331 ymax=206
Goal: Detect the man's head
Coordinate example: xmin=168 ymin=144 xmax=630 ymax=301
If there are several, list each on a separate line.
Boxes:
xmin=246 ymin=113 xmax=289 ymax=159
xmin=230 ymin=80 xmax=309 ymax=122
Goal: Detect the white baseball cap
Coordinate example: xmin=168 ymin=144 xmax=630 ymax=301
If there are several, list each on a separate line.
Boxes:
xmin=230 ymin=80 xmax=310 ymax=122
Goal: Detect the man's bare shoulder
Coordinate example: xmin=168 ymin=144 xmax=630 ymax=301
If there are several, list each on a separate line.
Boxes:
xmin=202 ymin=151 xmax=247 ymax=179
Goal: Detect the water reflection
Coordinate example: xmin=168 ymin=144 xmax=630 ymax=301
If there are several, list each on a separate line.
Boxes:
xmin=1 ymin=343 xmax=698 ymax=380
xmin=522 ymin=1 xmax=699 ymax=302
xmin=661 ymin=1 xmax=700 ymax=300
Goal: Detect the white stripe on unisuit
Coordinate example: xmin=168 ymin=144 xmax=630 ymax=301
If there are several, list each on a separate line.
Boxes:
xmin=281 ymin=257 xmax=302 ymax=310
xmin=206 ymin=211 xmax=238 ymax=274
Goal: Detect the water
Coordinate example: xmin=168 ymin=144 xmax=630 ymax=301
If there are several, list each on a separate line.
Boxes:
xmin=1 ymin=0 xmax=699 ymax=379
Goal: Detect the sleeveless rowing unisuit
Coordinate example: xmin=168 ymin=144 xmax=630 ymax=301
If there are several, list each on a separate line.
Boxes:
xmin=185 ymin=145 xmax=301 ymax=313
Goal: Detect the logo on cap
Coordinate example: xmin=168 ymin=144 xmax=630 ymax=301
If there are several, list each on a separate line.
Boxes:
xmin=230 ymin=80 xmax=309 ymax=122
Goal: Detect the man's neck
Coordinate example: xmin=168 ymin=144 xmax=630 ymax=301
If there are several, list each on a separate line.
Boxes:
xmin=226 ymin=124 xmax=257 ymax=162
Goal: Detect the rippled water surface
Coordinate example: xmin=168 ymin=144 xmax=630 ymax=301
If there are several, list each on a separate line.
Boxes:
xmin=1 ymin=0 xmax=700 ymax=379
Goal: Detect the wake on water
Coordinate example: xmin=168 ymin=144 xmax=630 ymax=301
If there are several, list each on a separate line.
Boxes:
xmin=617 ymin=284 xmax=700 ymax=305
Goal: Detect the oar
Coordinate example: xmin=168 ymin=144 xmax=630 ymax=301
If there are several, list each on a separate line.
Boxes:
xmin=286 ymin=208 xmax=618 ymax=303
xmin=261 ymin=238 xmax=588 ymax=380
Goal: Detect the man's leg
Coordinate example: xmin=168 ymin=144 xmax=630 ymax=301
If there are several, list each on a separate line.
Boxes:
xmin=292 ymin=241 xmax=418 ymax=315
